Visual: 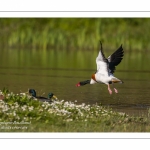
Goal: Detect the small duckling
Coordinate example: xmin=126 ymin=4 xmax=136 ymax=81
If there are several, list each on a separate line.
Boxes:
xmin=29 ymin=89 xmax=57 ymax=103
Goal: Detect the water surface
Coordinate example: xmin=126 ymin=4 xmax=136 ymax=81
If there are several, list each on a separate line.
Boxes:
xmin=1 ymin=48 xmax=150 ymax=116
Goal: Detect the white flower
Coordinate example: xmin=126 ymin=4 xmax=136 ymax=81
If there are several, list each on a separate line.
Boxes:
xmin=20 ymin=93 xmax=26 ymax=96
xmin=66 ymin=119 xmax=73 ymax=122
xmin=28 ymin=106 xmax=34 ymax=111
xmin=39 ymin=108 xmax=43 ymax=112
xmin=2 ymin=105 xmax=9 ymax=112
xmin=16 ymin=116 xmax=20 ymax=120
xmin=13 ymin=111 xmax=16 ymax=116
xmin=11 ymin=106 xmax=15 ymax=109
xmin=21 ymin=105 xmax=27 ymax=111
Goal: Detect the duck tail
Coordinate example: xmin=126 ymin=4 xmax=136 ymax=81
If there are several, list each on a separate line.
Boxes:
xmin=112 ymin=77 xmax=123 ymax=84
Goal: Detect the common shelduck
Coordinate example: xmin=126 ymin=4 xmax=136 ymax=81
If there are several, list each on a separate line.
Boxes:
xmin=76 ymin=41 xmax=124 ymax=94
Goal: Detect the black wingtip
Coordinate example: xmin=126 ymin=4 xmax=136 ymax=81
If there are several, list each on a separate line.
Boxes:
xmin=118 ymin=44 xmax=123 ymax=50
xmin=99 ymin=41 xmax=102 ymax=49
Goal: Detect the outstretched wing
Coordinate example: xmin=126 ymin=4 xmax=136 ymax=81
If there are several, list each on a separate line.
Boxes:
xmin=96 ymin=41 xmax=109 ymax=75
xmin=107 ymin=45 xmax=124 ymax=74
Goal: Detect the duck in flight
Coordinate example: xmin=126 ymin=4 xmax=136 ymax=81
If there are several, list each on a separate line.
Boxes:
xmin=76 ymin=41 xmax=124 ymax=94
xmin=29 ymin=89 xmax=57 ymax=103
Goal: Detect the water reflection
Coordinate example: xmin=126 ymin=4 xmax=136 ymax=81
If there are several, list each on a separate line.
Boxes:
xmin=1 ymin=48 xmax=150 ymax=116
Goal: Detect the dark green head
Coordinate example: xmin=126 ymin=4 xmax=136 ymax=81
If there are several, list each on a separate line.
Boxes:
xmin=48 ymin=93 xmax=54 ymax=99
xmin=29 ymin=89 xmax=36 ymax=97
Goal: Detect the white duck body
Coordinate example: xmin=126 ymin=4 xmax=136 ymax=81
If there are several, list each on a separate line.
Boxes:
xmin=90 ymin=71 xmax=122 ymax=85
xmin=95 ymin=73 xmax=112 ymax=84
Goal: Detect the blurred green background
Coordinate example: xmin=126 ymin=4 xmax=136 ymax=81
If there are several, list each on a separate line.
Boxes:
xmin=0 ymin=18 xmax=149 ymax=51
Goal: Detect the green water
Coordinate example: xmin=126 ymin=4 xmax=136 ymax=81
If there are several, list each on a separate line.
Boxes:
xmin=1 ymin=48 xmax=150 ymax=116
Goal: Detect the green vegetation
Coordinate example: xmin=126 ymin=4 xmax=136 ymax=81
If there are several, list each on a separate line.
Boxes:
xmin=0 ymin=88 xmax=150 ymax=132
xmin=0 ymin=18 xmax=150 ymax=50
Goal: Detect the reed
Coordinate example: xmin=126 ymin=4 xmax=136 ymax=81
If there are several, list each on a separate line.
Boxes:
xmin=0 ymin=18 xmax=150 ymax=51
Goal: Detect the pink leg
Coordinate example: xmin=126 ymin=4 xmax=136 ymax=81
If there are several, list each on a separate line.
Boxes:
xmin=114 ymin=88 xmax=118 ymax=93
xmin=112 ymin=82 xmax=118 ymax=93
xmin=107 ymin=84 xmax=112 ymax=94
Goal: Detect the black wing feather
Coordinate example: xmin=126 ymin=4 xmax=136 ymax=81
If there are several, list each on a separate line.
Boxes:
xmin=99 ymin=41 xmax=108 ymax=63
xmin=107 ymin=45 xmax=124 ymax=73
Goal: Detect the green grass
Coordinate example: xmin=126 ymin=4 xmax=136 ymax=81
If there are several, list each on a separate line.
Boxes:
xmin=1 ymin=18 xmax=150 ymax=51
xmin=0 ymin=88 xmax=150 ymax=132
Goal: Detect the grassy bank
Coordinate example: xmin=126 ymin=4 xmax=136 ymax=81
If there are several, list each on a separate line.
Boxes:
xmin=0 ymin=18 xmax=150 ymax=51
xmin=0 ymin=88 xmax=150 ymax=132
